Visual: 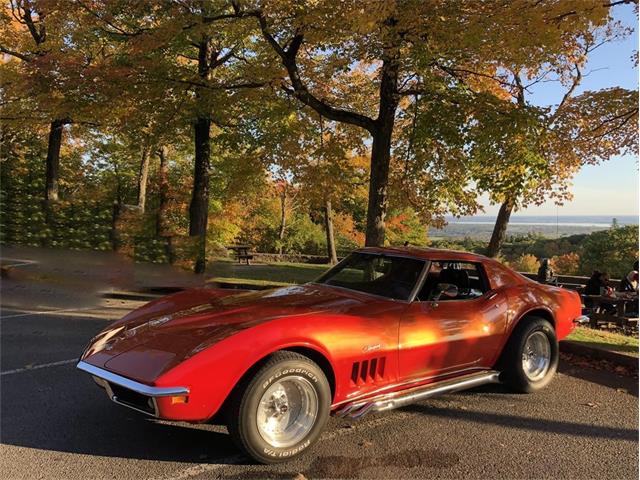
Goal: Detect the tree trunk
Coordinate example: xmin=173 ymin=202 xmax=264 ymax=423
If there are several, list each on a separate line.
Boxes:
xmin=487 ymin=197 xmax=516 ymax=258
xmin=136 ymin=143 xmax=151 ymax=213
xmin=156 ymin=146 xmax=169 ymax=237
xmin=45 ymin=119 xmax=64 ymax=204
xmin=277 ymin=188 xmax=287 ymax=255
xmin=188 ymin=37 xmax=212 ymax=274
xmin=364 ymin=47 xmax=399 ymax=247
xmin=111 ymin=201 xmax=121 ymax=251
xmin=324 ymin=198 xmax=338 ymax=264
xmin=365 ymin=125 xmax=394 ymax=247
xmin=189 ymin=116 xmax=211 ymax=273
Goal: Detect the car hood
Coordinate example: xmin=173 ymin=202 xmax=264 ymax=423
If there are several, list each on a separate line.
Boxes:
xmin=82 ymin=283 xmax=367 ymax=382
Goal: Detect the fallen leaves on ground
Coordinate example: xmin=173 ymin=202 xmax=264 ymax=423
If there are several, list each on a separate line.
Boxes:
xmin=560 ymin=352 xmax=638 ymax=378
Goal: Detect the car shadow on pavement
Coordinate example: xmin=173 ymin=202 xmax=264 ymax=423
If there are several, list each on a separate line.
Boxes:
xmin=558 ymin=360 xmax=638 ymax=398
xmin=0 ymin=370 xmax=246 ymax=464
xmin=402 ymin=403 xmax=638 ymax=442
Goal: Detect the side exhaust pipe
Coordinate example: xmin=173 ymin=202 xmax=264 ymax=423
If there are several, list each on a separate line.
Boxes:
xmin=335 ymin=370 xmax=500 ymax=420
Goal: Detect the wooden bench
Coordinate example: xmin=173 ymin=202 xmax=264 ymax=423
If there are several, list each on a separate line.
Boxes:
xmin=237 ymin=254 xmax=254 ymax=265
xmin=226 ymin=245 xmax=253 ymax=265
xmin=582 ymin=294 xmax=638 ymax=334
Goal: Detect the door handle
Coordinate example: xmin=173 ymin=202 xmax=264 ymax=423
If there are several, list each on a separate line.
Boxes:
xmin=487 ymin=292 xmax=498 ymax=301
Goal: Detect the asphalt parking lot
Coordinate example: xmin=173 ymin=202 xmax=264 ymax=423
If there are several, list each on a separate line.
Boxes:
xmin=1 ymin=304 xmax=638 ymax=480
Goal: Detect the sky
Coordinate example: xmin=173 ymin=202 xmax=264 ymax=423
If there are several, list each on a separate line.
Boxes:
xmin=480 ymin=3 xmax=638 ymax=217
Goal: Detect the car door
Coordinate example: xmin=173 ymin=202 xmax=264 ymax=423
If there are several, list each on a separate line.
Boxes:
xmin=398 ymin=260 xmax=509 ymax=382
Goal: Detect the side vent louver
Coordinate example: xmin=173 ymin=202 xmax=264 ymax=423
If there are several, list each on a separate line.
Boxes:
xmin=350 ymin=356 xmax=386 ymax=386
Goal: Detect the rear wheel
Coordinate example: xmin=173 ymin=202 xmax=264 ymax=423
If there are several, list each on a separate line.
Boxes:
xmin=227 ymin=351 xmax=330 ymax=464
xmin=499 ymin=317 xmax=558 ymax=393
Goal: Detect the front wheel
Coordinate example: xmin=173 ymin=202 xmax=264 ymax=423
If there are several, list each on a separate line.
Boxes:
xmin=499 ymin=317 xmax=558 ymax=393
xmin=227 ymin=351 xmax=331 ymax=464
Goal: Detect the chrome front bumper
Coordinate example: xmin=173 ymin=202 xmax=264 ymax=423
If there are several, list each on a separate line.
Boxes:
xmin=77 ymin=361 xmax=189 ymax=417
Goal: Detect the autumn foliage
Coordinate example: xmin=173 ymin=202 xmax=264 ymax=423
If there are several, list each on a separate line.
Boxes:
xmin=0 ymin=1 xmax=637 ymax=270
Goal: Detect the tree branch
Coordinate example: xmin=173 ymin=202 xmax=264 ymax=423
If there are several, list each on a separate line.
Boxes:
xmin=161 ymin=76 xmax=269 ymax=90
xmin=253 ymin=11 xmax=376 ymax=133
xmin=0 ymin=45 xmax=31 ymax=62
xmin=512 ymin=70 xmax=526 ymax=106
xmin=603 ymin=0 xmax=638 ymax=7
xmin=209 ymin=46 xmax=237 ymax=70
xmin=590 ymin=108 xmax=638 ymax=137
xmin=552 ymin=62 xmax=582 ymax=120
xmin=78 ymin=1 xmax=149 ymax=37
xmin=20 ymin=4 xmax=46 ymax=45
xmin=196 ymin=3 xmax=376 ymax=132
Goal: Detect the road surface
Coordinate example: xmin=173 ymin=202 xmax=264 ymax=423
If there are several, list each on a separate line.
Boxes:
xmin=1 ymin=304 xmax=637 ymax=479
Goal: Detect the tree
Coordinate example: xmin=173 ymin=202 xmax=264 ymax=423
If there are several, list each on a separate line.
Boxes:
xmin=385 ymin=207 xmax=428 ymax=246
xmin=294 ymin=116 xmax=368 ymax=263
xmin=1 ymin=1 xmax=72 ymax=205
xmin=510 ymin=254 xmax=540 ymax=273
xmin=579 ymin=225 xmax=638 ymax=279
xmin=551 ymin=252 xmax=581 ymax=276
xmin=77 ymin=0 xmax=270 ymax=272
xmin=222 ymin=0 xmax=619 ymax=247
xmin=467 ymin=21 xmax=639 ymax=257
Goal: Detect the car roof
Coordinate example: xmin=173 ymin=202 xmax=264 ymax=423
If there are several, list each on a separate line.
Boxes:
xmin=355 ymin=246 xmax=492 ymax=263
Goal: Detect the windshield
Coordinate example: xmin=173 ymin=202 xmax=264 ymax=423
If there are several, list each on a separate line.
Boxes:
xmin=316 ymin=252 xmax=426 ymax=301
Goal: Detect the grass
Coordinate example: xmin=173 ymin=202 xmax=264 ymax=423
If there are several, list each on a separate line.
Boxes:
xmin=566 ymin=326 xmax=639 ymax=357
xmin=206 ymin=258 xmax=330 ymax=287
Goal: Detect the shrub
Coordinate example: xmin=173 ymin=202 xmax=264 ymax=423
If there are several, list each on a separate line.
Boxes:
xmin=551 ymin=252 xmax=580 ymax=276
xmin=509 ymin=253 xmax=539 ymax=273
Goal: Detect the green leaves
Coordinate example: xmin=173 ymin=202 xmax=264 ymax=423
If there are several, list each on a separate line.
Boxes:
xmin=580 ymin=226 xmax=639 ymax=279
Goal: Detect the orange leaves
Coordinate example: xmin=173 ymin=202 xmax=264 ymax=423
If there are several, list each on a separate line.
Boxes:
xmin=387 ymin=212 xmax=409 ymax=234
xmin=551 ymin=252 xmax=581 ymax=276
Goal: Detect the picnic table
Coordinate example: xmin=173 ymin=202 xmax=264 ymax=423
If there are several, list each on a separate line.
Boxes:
xmin=226 ymin=245 xmax=253 ymax=265
xmin=582 ymin=292 xmax=638 ymax=334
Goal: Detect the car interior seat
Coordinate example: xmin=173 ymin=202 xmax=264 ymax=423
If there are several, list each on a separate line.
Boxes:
xmin=438 ymin=267 xmax=470 ymax=298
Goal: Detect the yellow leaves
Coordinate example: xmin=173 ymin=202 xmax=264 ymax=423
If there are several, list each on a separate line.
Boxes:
xmin=509 ymin=254 xmax=539 ymax=273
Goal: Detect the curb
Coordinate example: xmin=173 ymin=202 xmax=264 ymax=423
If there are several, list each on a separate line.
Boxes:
xmin=208 ymin=281 xmax=276 ymax=290
xmin=99 ymin=282 xmax=269 ymax=302
xmin=101 ymin=291 xmax=164 ymax=301
xmin=560 ymin=340 xmax=638 ymax=370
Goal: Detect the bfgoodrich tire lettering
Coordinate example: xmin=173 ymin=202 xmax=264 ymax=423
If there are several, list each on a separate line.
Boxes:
xmin=498 ymin=316 xmax=559 ymax=393
xmin=227 ymin=351 xmax=331 ymax=464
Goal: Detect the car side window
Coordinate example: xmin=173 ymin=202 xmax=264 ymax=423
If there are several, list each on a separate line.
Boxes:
xmin=416 ymin=261 xmax=489 ymax=301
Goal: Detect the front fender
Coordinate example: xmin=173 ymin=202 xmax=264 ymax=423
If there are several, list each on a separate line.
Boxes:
xmin=154 ymin=316 xmax=337 ymax=422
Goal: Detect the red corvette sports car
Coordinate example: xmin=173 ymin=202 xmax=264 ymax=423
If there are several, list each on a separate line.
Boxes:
xmin=78 ymin=247 xmax=585 ymax=463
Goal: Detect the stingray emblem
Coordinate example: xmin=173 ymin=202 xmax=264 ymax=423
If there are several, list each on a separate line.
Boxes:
xmin=149 ymin=315 xmax=172 ymax=327
xmin=362 ymin=343 xmax=381 ymax=352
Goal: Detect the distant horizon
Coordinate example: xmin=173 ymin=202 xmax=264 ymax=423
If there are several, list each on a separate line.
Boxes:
xmin=448 ymin=214 xmax=639 ymax=219
xmin=445 ymin=214 xmax=639 ymax=226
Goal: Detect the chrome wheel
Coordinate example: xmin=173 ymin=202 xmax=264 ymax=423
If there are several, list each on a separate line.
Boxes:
xmin=522 ymin=331 xmax=551 ymax=381
xmin=256 ymin=376 xmax=318 ymax=448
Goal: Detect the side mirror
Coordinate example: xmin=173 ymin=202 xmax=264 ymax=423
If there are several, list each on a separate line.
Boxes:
xmin=434 ymin=283 xmax=458 ymax=300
